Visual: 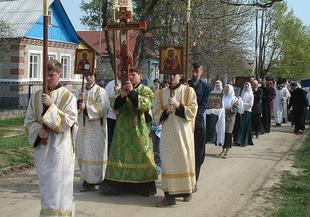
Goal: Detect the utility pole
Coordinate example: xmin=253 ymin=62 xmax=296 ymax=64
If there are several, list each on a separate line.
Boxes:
xmin=184 ymin=0 xmax=191 ymax=82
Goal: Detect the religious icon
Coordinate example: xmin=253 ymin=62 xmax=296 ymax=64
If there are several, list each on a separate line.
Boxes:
xmin=159 ymin=46 xmax=183 ymax=74
xmin=74 ymin=49 xmax=96 ymax=75
xmin=207 ymin=93 xmax=223 ymax=109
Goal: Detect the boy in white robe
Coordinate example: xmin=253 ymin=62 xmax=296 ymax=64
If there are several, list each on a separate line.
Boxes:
xmin=76 ymin=73 xmax=109 ymax=191
xmin=24 ymin=60 xmax=78 ymax=217
xmin=153 ymin=73 xmax=198 ymax=207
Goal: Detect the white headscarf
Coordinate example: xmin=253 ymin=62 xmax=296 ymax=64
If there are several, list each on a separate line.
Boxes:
xmin=241 ymin=82 xmax=253 ymax=103
xmin=222 ymin=84 xmax=237 ymax=109
xmin=211 ymin=80 xmax=223 ymax=93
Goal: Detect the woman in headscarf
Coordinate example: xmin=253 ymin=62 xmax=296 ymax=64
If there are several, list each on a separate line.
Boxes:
xmin=212 ymin=80 xmax=223 ymax=93
xmin=236 ymin=82 xmax=254 ymax=146
xmin=205 ymin=80 xmax=223 ymax=144
xmin=219 ymin=84 xmax=239 ymax=159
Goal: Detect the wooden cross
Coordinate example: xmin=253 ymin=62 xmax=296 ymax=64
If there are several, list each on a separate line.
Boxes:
xmin=105 ymin=7 xmax=147 ymax=84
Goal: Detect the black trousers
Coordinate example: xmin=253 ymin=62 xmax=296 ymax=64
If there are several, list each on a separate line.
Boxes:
xmin=194 ymin=120 xmax=206 ymax=182
xmin=293 ymin=109 xmax=305 ymax=132
xmin=262 ymin=106 xmax=271 ymax=133
xmin=107 ymin=118 xmax=116 ymax=154
xmin=252 ymin=113 xmax=262 ymax=136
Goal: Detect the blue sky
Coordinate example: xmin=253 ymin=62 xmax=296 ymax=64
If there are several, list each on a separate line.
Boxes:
xmin=61 ymin=0 xmax=310 ymax=31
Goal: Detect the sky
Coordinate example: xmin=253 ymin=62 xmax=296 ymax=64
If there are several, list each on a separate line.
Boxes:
xmin=61 ymin=0 xmax=310 ymax=31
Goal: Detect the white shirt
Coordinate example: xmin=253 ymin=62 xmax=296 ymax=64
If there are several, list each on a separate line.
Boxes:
xmin=105 ymin=79 xmax=121 ymax=120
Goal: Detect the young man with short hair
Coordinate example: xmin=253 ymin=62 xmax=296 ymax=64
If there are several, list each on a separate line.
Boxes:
xmin=24 ymin=59 xmax=78 ymax=217
xmin=76 ymin=73 xmax=109 ymax=192
xmin=153 ymin=73 xmax=198 ymax=207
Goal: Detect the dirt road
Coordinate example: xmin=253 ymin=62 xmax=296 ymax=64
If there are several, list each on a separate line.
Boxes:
xmin=0 ymin=124 xmax=305 ymax=217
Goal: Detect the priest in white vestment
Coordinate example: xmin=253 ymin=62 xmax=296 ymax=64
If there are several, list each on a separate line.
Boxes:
xmin=273 ymin=81 xmax=291 ymax=126
xmin=76 ymin=73 xmax=109 ymax=191
xmin=153 ymin=73 xmax=198 ymax=207
xmin=24 ymin=60 xmax=78 ymax=217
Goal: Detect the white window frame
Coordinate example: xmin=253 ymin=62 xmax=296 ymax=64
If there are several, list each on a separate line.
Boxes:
xmin=60 ymin=54 xmax=71 ymax=80
xmin=28 ymin=50 xmax=42 ymax=80
xmin=48 ymin=52 xmax=57 ymax=61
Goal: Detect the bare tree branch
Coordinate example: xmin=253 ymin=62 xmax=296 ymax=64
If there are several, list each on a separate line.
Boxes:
xmin=220 ymin=0 xmax=284 ymax=9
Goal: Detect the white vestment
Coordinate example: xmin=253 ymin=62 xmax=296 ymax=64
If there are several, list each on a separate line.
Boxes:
xmin=76 ymin=84 xmax=109 ymax=184
xmin=24 ymin=86 xmax=78 ymax=217
xmin=273 ymin=87 xmax=291 ymax=123
xmin=153 ymin=84 xmax=197 ymax=194
xmin=105 ymin=79 xmax=121 ymax=120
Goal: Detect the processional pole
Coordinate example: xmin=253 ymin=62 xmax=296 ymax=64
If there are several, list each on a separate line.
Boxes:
xmin=112 ymin=3 xmax=118 ymax=86
xmin=40 ymin=0 xmax=49 ymax=145
xmin=43 ymin=0 xmax=48 ymax=95
xmin=184 ymin=0 xmax=191 ymax=83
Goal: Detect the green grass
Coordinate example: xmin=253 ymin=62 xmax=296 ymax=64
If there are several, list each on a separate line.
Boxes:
xmin=0 ymin=117 xmax=24 ymax=127
xmin=0 ymin=117 xmax=33 ymax=170
xmin=272 ymin=134 xmax=310 ymax=217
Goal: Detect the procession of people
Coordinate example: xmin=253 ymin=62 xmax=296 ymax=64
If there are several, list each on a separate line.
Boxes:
xmin=24 ymin=59 xmax=310 ymax=217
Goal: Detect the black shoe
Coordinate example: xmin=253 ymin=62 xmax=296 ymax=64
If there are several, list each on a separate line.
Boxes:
xmin=276 ymin=123 xmax=281 ymax=127
xmin=183 ymin=194 xmax=192 ymax=202
xmin=298 ymin=130 xmax=303 ymax=135
xmin=99 ymin=183 xmax=121 ymax=195
xmin=80 ymin=181 xmax=96 ymax=192
xmin=156 ymin=198 xmax=176 ymax=207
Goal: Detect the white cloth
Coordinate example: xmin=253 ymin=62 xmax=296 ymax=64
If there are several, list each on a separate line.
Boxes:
xmin=273 ymin=87 xmax=290 ymax=123
xmin=204 ymin=108 xmax=225 ymax=146
xmin=24 ymin=86 xmax=78 ymax=217
xmin=105 ymin=79 xmax=121 ymax=120
xmin=240 ymin=82 xmax=254 ymax=112
xmin=222 ymin=84 xmax=238 ymax=109
xmin=237 ymin=97 xmax=245 ymax=114
xmin=153 ymin=85 xmax=197 ymax=194
xmin=76 ymin=84 xmax=109 ymax=184
xmin=307 ymin=89 xmax=310 ymax=106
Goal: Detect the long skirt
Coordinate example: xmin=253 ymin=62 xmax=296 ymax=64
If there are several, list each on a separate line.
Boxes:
xmin=232 ymin=113 xmax=242 ymax=143
xmin=236 ymin=111 xmax=253 ymax=146
xmin=223 ymin=133 xmax=232 ymax=149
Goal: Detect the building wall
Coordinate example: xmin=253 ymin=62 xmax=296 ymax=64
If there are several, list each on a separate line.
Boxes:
xmin=0 ymin=39 xmax=21 ymax=80
xmin=0 ymin=38 xmax=81 ymax=110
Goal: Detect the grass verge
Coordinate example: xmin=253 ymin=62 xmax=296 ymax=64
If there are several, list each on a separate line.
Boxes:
xmin=272 ymin=134 xmax=310 ymax=217
xmin=0 ymin=117 xmax=33 ymax=172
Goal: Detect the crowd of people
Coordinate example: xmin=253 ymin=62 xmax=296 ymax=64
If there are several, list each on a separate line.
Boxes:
xmin=24 ymin=59 xmax=310 ymax=216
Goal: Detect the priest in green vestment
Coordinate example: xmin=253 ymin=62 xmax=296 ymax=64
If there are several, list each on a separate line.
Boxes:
xmin=100 ymin=68 xmax=157 ymax=196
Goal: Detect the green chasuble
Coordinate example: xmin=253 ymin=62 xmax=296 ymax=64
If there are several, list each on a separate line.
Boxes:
xmin=105 ymin=84 xmax=157 ymax=183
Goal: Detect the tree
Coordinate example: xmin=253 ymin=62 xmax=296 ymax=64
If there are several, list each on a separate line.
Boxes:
xmin=189 ymin=0 xmax=254 ymax=80
xmin=0 ymin=19 xmax=12 ymax=38
xmin=220 ymin=0 xmax=284 ymax=8
xmin=272 ymin=12 xmax=310 ymax=79
xmin=79 ymin=0 xmax=280 ymax=81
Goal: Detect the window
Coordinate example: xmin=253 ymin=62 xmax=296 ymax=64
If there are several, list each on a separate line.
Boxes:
xmin=29 ymin=53 xmax=40 ymax=79
xmin=48 ymin=10 xmax=53 ymax=26
xmin=61 ymin=56 xmax=70 ymax=79
xmin=48 ymin=54 xmax=56 ymax=60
